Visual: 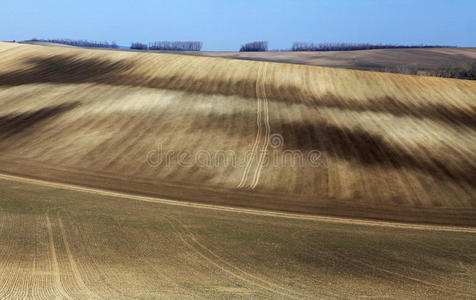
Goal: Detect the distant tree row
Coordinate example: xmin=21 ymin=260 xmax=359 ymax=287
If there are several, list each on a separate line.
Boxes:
xmin=130 ymin=42 xmax=148 ymax=50
xmin=291 ymin=42 xmax=451 ymax=52
xmin=366 ymin=60 xmax=475 ymax=80
xmin=28 ymin=38 xmax=119 ymax=48
xmin=238 ymin=42 xmax=451 ymax=52
xmin=240 ymin=41 xmax=268 ymax=52
xmin=432 ymin=60 xmax=476 ymax=80
xmin=146 ymin=41 xmax=203 ymax=51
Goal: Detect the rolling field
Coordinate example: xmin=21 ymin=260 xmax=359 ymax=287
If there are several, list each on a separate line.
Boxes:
xmin=0 ymin=42 xmax=475 ymax=298
xmin=195 ymin=47 xmax=476 ymax=72
xmin=0 ymin=177 xmax=475 ymax=299
xmin=0 ymin=42 xmax=475 ymax=225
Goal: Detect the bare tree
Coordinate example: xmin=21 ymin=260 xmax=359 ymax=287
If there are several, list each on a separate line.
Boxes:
xmin=292 ymin=42 xmax=452 ymax=52
xmin=131 ymin=42 xmax=148 ymax=50
xmin=148 ymin=41 xmax=203 ymax=51
xmin=240 ymin=41 xmax=268 ymax=52
xmin=27 ymin=38 xmax=119 ymax=48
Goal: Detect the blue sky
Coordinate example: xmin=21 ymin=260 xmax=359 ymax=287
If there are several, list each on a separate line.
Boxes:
xmin=1 ymin=0 xmax=475 ymax=50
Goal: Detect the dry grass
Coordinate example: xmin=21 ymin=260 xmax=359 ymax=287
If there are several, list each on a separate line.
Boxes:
xmin=0 ymin=178 xmax=475 ymax=299
xmin=0 ymin=42 xmax=475 ymax=226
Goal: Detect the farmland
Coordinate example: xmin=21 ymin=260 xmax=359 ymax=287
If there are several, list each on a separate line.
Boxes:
xmin=28 ymin=40 xmax=476 ymax=79
xmin=0 ymin=177 xmax=475 ymax=299
xmin=1 ymin=42 xmax=475 ymax=224
xmin=195 ymin=47 xmax=476 ymax=78
xmin=0 ymin=42 xmax=475 ymax=298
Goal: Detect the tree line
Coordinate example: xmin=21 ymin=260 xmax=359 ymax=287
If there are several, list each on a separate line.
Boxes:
xmin=237 ymin=41 xmax=452 ymax=52
xmin=27 ymin=38 xmax=119 ymax=49
xmin=291 ymin=42 xmax=452 ymax=52
xmin=21 ymin=38 xmax=454 ymax=53
xmin=130 ymin=42 xmax=148 ymax=50
xmin=240 ymin=41 xmax=268 ymax=52
xmin=131 ymin=41 xmax=203 ymax=51
xmin=430 ymin=60 xmax=476 ymax=80
xmin=383 ymin=60 xmax=476 ymax=80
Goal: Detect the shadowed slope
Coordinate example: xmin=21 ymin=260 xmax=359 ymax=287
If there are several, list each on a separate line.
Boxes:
xmin=277 ymin=119 xmax=475 ymax=185
xmin=1 ymin=54 xmax=474 ymax=129
xmin=0 ymin=102 xmax=79 ymax=139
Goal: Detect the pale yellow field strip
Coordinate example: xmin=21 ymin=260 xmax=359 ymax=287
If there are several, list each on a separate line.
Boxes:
xmin=1 ymin=173 xmax=475 ymax=233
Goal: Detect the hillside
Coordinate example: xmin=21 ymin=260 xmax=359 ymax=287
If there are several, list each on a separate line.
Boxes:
xmin=22 ymin=41 xmax=476 ymax=78
xmin=196 ymin=47 xmax=476 ymax=77
xmin=0 ymin=42 xmax=475 ymax=225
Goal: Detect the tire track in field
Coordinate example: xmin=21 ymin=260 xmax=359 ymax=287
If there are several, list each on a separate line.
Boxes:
xmin=168 ymin=220 xmax=267 ymax=293
xmin=186 ymin=235 xmax=316 ymax=299
xmin=108 ymin=215 xmax=188 ymax=295
xmin=45 ymin=213 xmax=73 ymax=300
xmin=57 ymin=213 xmax=103 ymax=299
xmin=250 ymin=63 xmax=270 ymax=189
xmin=165 ymin=215 xmax=314 ymax=299
xmin=164 ymin=216 xmax=282 ymax=297
xmin=63 ymin=211 xmax=125 ymax=298
xmin=31 ymin=214 xmax=54 ymax=300
xmin=237 ymin=63 xmax=264 ymax=189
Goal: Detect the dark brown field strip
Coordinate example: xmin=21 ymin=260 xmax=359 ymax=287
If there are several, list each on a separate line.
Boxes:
xmin=0 ymin=158 xmax=475 ymax=228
